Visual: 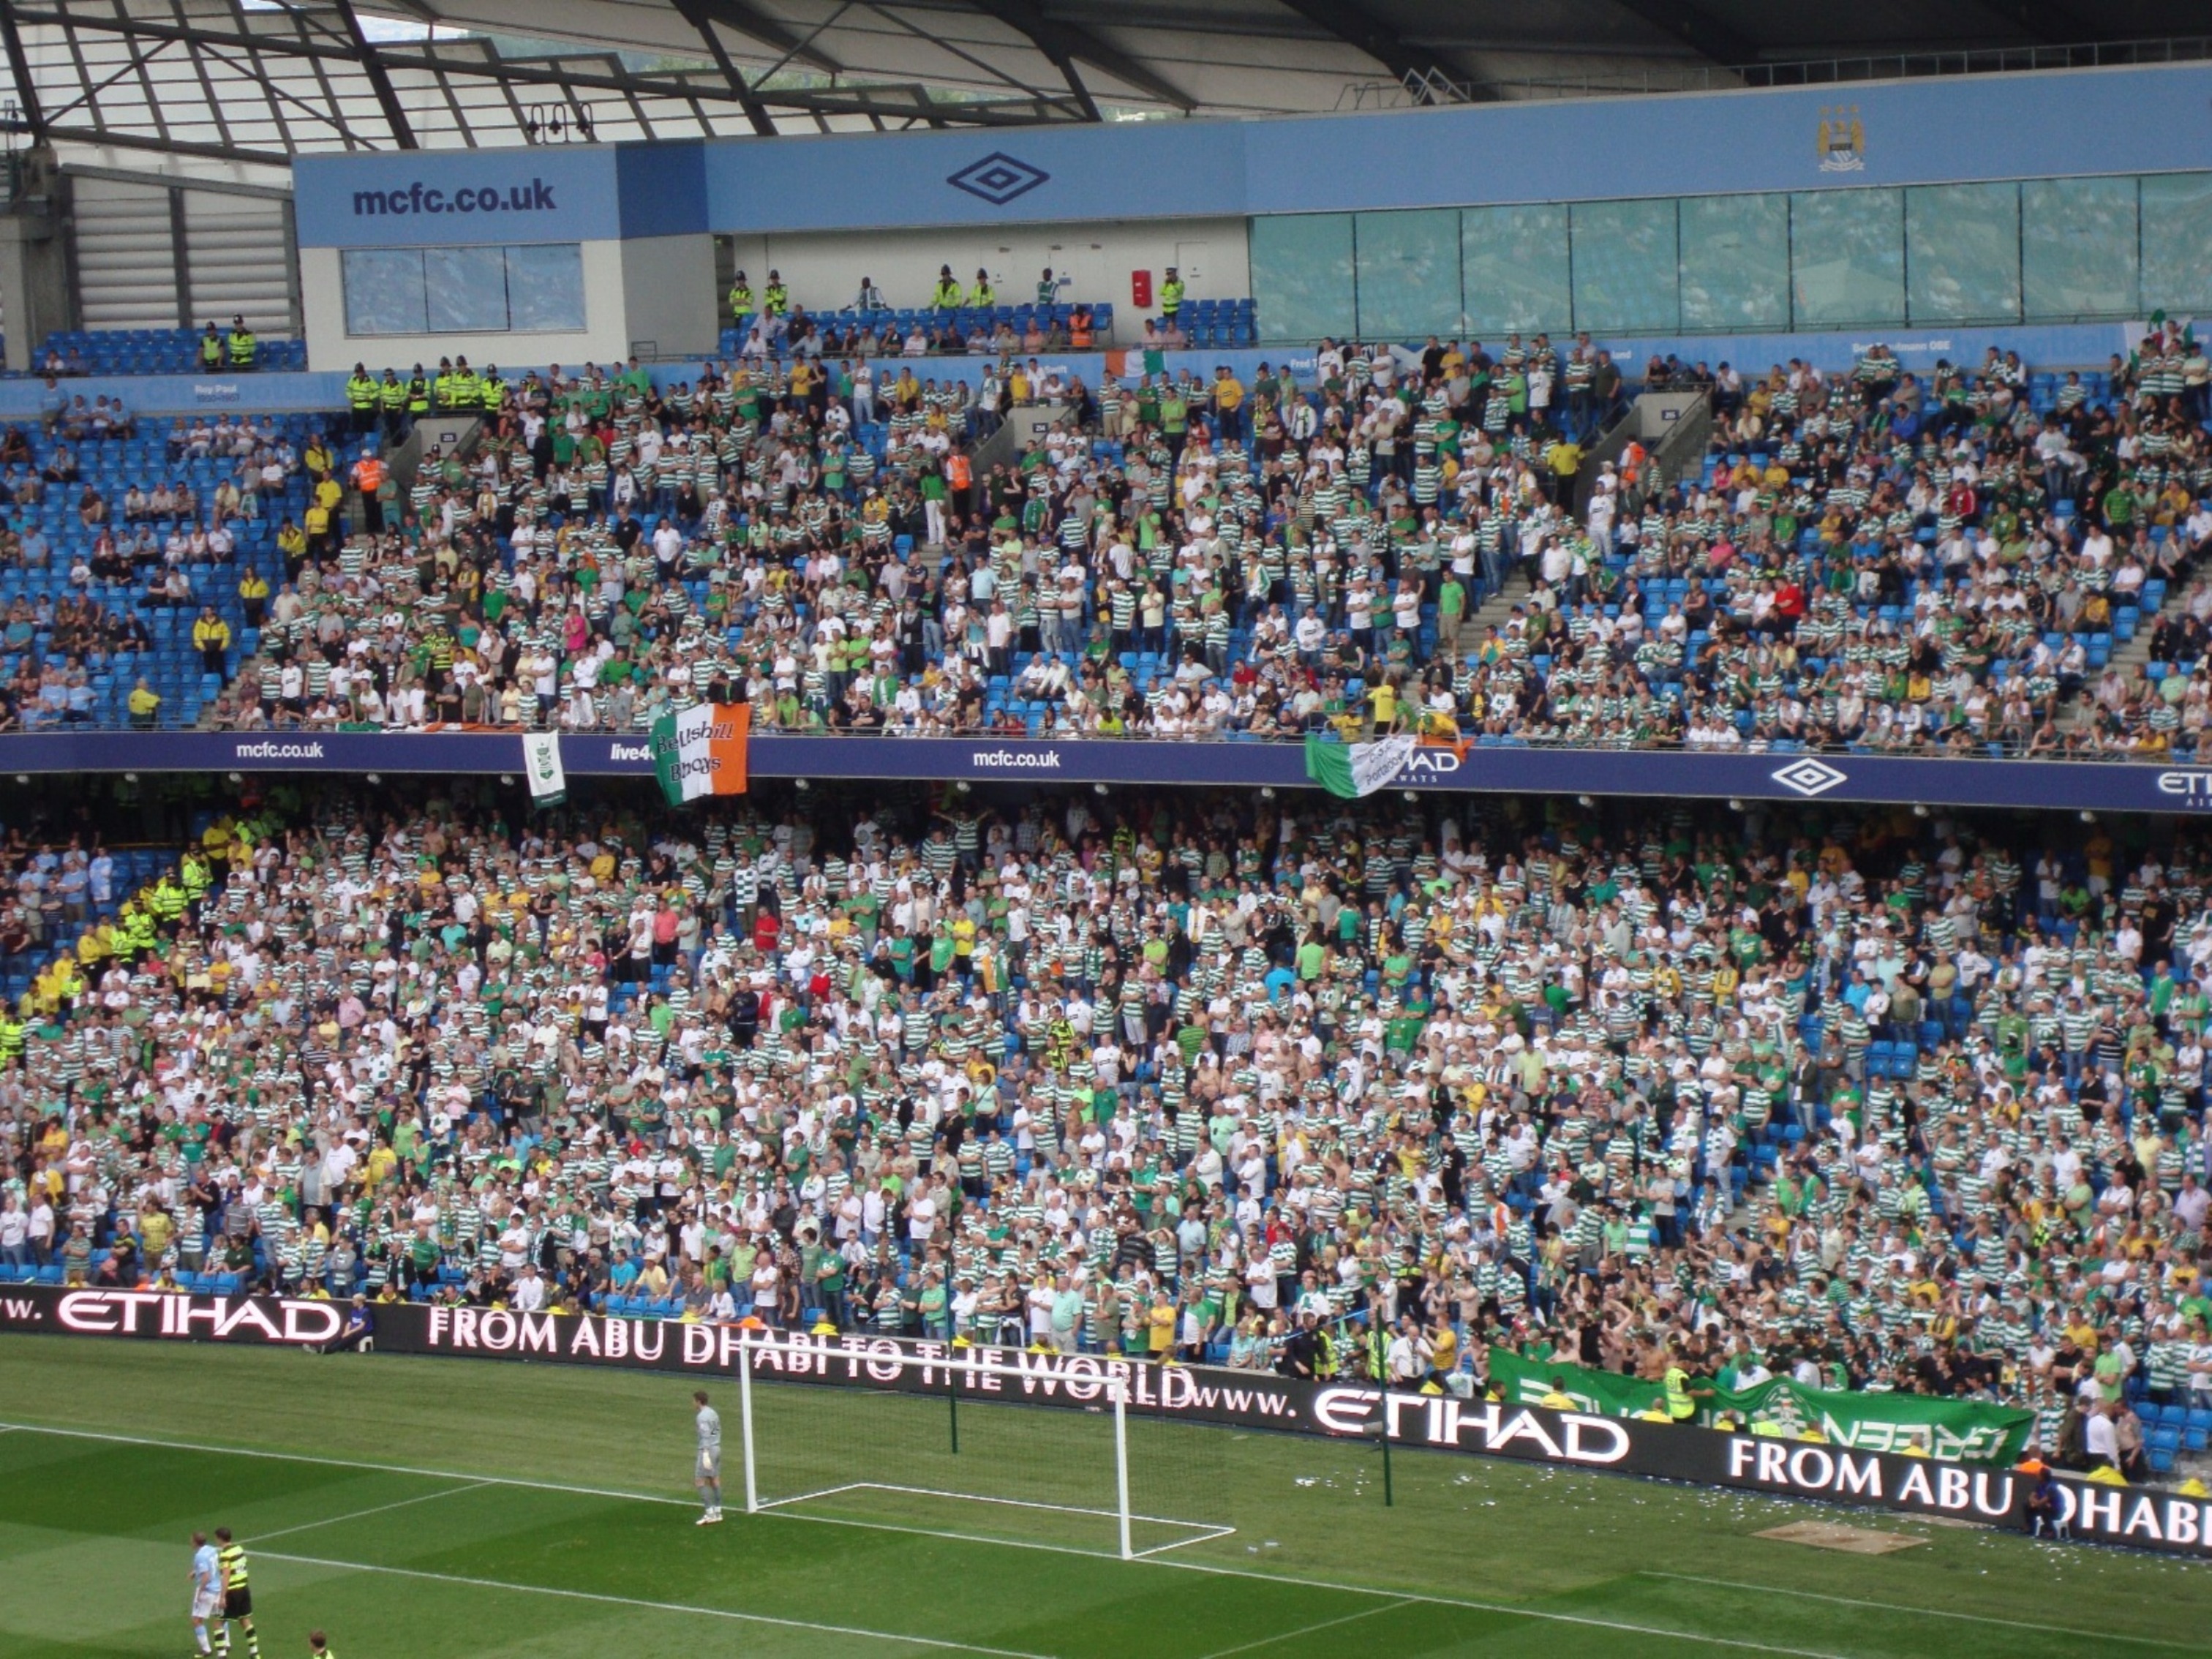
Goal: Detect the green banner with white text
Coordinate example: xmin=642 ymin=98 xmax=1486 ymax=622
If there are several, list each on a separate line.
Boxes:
xmin=1487 ymin=1350 xmax=2034 ymax=1464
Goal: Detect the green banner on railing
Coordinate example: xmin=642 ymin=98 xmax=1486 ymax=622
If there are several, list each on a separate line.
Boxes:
xmin=1487 ymin=1350 xmax=2034 ymax=1464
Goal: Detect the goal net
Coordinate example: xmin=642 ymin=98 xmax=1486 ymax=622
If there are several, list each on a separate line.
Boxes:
xmin=736 ymin=1340 xmax=1234 ymax=1560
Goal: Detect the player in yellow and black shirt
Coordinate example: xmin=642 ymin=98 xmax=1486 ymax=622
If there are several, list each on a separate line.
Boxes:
xmin=214 ymin=1528 xmax=260 ymax=1659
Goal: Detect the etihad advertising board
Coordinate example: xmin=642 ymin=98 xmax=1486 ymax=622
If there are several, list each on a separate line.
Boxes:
xmin=5 ymin=1287 xmax=2210 ymax=1560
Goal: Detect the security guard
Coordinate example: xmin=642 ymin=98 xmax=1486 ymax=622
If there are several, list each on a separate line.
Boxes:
xmin=449 ymin=356 xmax=481 ymax=410
xmin=238 ymin=565 xmax=270 ymax=628
xmin=345 ymin=363 xmax=379 ymax=436
xmin=191 ymin=607 xmax=233 ymax=677
xmin=726 ymin=269 xmax=753 ymax=320
xmin=379 ymin=369 xmax=409 ymax=441
xmin=1158 ymin=266 xmax=1186 ymax=328
xmin=404 ymin=364 xmax=431 ymax=429
xmin=308 ymin=1633 xmax=334 ymax=1659
xmin=116 ymin=898 xmax=155 ymax=957
xmin=225 ymin=314 xmax=257 ymax=369
xmin=931 ymin=264 xmax=963 ymax=309
xmin=303 ymin=494 xmax=334 ymax=560
xmin=214 ymin=1526 xmax=260 ymax=1659
xmin=198 ymin=323 xmax=224 ymax=370
xmin=761 ymin=271 xmax=789 ymax=316
xmin=0 ymin=1005 xmax=23 ymax=1064
xmin=432 ymin=356 xmax=456 ymax=411
xmin=1662 ymin=1356 xmax=1697 ymax=1423
xmin=478 ymin=364 xmax=505 ymax=418
xmin=148 ymin=872 xmax=189 ymax=925
xmin=966 ymin=267 xmax=995 ymax=308
xmin=350 ymin=446 xmax=388 ymax=534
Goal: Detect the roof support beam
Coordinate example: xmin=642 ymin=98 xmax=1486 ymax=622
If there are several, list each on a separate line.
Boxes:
xmin=964 ymin=0 xmax=1099 ymax=118
xmin=1602 ymin=0 xmax=1758 ymax=67
xmin=1269 ymin=0 xmax=1483 ymax=100
xmin=669 ymin=0 xmax=780 ymax=135
xmin=3 ymin=1 xmax=1102 ymax=155
xmin=693 ymin=0 xmax=843 ymax=75
xmin=964 ymin=0 xmax=1192 ymax=112
xmin=334 ymin=0 xmax=419 ymax=146
xmin=0 ymin=0 xmax=45 ymax=138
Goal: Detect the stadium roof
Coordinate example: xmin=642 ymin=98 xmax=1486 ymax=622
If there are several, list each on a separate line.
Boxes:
xmin=4 ymin=0 xmax=2212 ymax=172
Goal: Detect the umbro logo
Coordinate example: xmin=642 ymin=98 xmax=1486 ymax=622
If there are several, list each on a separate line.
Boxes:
xmin=947 ymin=152 xmax=1050 ymax=206
xmin=1770 ymin=758 xmax=1848 ymax=798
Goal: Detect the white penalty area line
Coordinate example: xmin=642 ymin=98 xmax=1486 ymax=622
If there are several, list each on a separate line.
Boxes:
xmin=0 ymin=1419 xmax=699 ymax=1510
xmin=764 ymin=1481 xmax=1237 ymax=1556
xmin=1130 ymin=1524 xmax=1238 ymax=1558
xmin=1 ymin=1420 xmax=1850 ymax=1659
xmin=1639 ymin=1570 xmax=2205 ymax=1649
xmin=259 ymin=1549 xmax=1058 ymax=1659
xmin=1192 ymin=1599 xmax=1416 ymax=1659
xmin=253 ymin=1481 xmax=495 ymax=1543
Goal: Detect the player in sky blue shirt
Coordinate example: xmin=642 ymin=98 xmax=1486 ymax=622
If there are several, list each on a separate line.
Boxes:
xmin=190 ymin=1530 xmax=223 ymax=1655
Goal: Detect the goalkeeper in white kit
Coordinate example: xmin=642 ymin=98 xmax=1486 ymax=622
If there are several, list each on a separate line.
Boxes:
xmin=693 ymin=1391 xmax=723 ymax=1524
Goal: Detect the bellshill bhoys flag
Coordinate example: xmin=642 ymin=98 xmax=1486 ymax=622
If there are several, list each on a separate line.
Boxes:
xmin=652 ymin=702 xmax=750 ymax=804
xmin=1304 ymin=732 xmax=1418 ymax=799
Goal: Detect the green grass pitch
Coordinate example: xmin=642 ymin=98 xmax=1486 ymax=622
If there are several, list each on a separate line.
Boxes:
xmin=1 ymin=1333 xmax=2206 ymax=1658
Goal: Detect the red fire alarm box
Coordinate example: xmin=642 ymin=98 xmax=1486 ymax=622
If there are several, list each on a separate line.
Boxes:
xmin=1130 ymin=269 xmax=1153 ymax=309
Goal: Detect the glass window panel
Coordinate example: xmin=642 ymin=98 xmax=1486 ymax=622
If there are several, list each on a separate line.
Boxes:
xmin=1249 ymin=214 xmax=1355 ymax=345
xmin=423 ymin=245 xmax=511 ymax=333
xmin=505 ymin=244 xmax=587 ymax=333
xmin=341 ymin=248 xmax=427 ymax=336
xmin=1907 ymin=183 xmax=2020 ymax=323
xmin=1790 ymin=188 xmax=1903 ymax=328
xmin=1460 ymin=204 xmax=1570 ymax=337
xmin=1678 ymin=193 xmax=1790 ymax=331
xmin=1352 ymin=209 xmax=1462 ymax=339
xmin=2140 ymin=173 xmax=2212 ymax=313
xmin=1570 ymin=198 xmax=1678 ymax=334
xmin=2022 ymin=176 xmax=2138 ymax=320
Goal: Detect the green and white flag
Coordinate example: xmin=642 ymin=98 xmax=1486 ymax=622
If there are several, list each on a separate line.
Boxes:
xmin=1486 ymin=1349 xmax=2034 ymax=1463
xmin=521 ymin=730 xmax=565 ymax=808
xmin=1304 ymin=732 xmax=1416 ymax=800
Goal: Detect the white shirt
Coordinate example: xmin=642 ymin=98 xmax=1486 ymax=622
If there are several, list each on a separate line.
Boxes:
xmin=2085 ymin=1410 xmax=2120 ymax=1463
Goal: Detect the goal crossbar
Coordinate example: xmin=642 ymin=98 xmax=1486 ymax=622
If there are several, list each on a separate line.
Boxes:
xmin=736 ymin=1341 xmax=1146 ymax=1557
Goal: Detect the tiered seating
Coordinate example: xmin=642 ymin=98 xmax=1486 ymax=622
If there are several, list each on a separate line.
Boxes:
xmin=0 ymin=783 xmax=2203 ymax=1460
xmin=1175 ymin=297 xmax=1257 ymax=347
xmin=0 ymin=843 xmax=176 ymax=1009
xmin=2 ymin=413 xmax=331 ymax=726
xmin=721 ymin=300 xmax=1116 ymax=356
xmin=30 ymin=328 xmax=308 ymax=375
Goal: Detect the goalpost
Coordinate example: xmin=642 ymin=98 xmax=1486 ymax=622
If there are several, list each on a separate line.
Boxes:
xmin=734 ymin=1339 xmax=1230 ymax=1561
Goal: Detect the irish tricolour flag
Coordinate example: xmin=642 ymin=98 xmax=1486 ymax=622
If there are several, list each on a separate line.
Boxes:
xmin=652 ymin=702 xmax=751 ymax=804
